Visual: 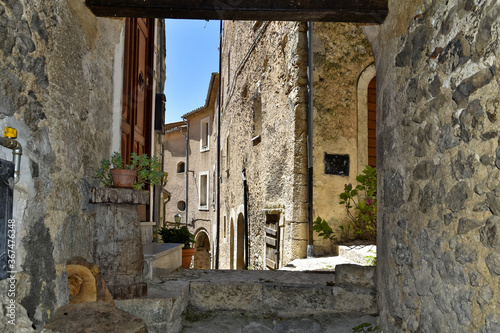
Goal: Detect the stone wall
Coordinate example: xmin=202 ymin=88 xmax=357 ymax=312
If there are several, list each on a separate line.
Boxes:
xmin=312 ymin=23 xmax=375 ymax=254
xmin=219 ymin=21 xmax=309 ymax=269
xmin=0 ymin=0 xmax=123 ymax=328
xmin=373 ymin=0 xmax=500 ymax=331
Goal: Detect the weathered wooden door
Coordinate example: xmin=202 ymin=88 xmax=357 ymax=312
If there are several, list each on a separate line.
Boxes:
xmin=265 ymin=213 xmax=280 ymax=270
xmin=122 ymin=18 xmax=154 ymax=163
xmin=237 ymin=213 xmax=245 ymax=270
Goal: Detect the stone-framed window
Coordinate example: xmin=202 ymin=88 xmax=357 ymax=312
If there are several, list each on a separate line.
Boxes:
xmin=200 ymin=116 xmax=210 ymax=152
xmin=199 ymin=171 xmax=209 ymax=210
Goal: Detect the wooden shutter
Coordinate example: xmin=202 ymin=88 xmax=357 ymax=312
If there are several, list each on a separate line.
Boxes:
xmin=121 ymin=18 xmax=155 ymax=163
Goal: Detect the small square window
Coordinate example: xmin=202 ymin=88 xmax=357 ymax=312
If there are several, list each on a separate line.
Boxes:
xmin=324 ymin=154 xmax=350 ymax=176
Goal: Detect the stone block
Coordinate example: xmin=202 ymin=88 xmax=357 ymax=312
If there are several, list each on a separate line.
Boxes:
xmin=261 ymin=284 xmax=335 ymax=315
xmin=335 ymin=264 xmax=375 ymax=288
xmin=92 ymin=193 xmax=145 ymax=299
xmin=115 ymin=284 xmax=188 ymax=333
xmin=42 ymin=301 xmax=147 ymax=333
xmin=90 ymin=187 xmax=149 ymax=205
xmin=189 ymin=282 xmax=263 ymax=312
xmin=290 ymin=221 xmax=308 ymax=240
xmin=332 ymin=285 xmax=377 ymax=315
xmin=143 ymin=243 xmax=183 ymax=281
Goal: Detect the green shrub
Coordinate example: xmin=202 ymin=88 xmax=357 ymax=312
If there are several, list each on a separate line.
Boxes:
xmin=158 ymin=224 xmax=195 ymax=249
xmin=314 ymin=165 xmax=377 ymax=243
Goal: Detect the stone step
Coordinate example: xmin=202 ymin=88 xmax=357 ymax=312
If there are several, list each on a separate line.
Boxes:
xmin=117 ymin=265 xmax=377 ymax=333
xmin=182 ymin=311 xmax=379 ymax=333
xmin=116 ymin=282 xmax=189 ymax=333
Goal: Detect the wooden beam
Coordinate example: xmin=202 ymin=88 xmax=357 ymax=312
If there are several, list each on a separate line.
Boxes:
xmin=85 ymin=0 xmax=387 ymax=23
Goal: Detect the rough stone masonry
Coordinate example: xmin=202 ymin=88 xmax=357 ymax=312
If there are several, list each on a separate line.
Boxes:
xmin=371 ymin=0 xmax=500 ymax=331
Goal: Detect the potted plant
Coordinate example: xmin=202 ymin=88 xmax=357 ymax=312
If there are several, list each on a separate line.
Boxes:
xmin=158 ymin=223 xmax=196 ymax=268
xmin=96 ymin=152 xmax=165 ymax=189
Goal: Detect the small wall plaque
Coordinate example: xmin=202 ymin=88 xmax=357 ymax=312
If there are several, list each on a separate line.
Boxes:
xmin=324 ymin=153 xmax=349 ymax=176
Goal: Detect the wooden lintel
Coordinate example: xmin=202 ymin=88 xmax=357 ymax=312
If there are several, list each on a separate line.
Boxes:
xmin=84 ymin=0 xmax=388 ymax=24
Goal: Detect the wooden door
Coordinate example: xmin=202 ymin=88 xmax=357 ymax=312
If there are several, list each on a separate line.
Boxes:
xmin=237 ymin=213 xmax=245 ymax=269
xmin=265 ymin=213 xmax=280 ymax=270
xmin=122 ymin=18 xmax=154 ymax=163
xmin=367 ymin=76 xmax=376 ymax=167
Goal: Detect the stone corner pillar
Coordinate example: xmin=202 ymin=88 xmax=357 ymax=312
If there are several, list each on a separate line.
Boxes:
xmin=89 ymin=187 xmax=149 ymax=299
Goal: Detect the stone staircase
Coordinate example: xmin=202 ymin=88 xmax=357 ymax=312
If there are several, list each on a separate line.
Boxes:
xmin=116 ymin=265 xmax=378 ymax=333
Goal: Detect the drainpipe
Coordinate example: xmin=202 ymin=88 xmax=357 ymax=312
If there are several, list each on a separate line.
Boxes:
xmin=306 ymin=22 xmax=314 ymax=258
xmin=181 ymin=119 xmax=189 ymax=226
xmin=215 ymin=20 xmax=223 ymax=269
xmin=241 ymin=167 xmax=249 ymax=269
xmin=0 ymin=128 xmax=22 ymax=184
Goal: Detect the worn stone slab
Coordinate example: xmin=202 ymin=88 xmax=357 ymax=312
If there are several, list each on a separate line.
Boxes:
xmin=116 ymin=284 xmax=189 ymax=333
xmin=261 ymin=284 xmax=335 ymax=315
xmin=189 ymin=282 xmax=263 ymax=312
xmin=332 ymin=284 xmax=378 ymax=315
xmin=335 ymin=264 xmax=376 ymax=288
xmin=42 ymin=301 xmax=147 ymax=333
xmin=143 ymin=243 xmax=183 ymax=281
xmin=93 ymin=197 xmax=146 ymax=299
xmin=182 ymin=311 xmax=379 ymax=333
xmin=90 ymin=187 xmax=149 ymax=205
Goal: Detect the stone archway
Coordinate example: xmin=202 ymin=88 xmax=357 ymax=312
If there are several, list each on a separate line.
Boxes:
xmin=193 ymin=230 xmax=210 ymax=269
xmin=236 ymin=213 xmax=245 ymax=270
xmin=357 ymin=63 xmax=377 ymax=173
xmin=229 ymin=218 xmax=235 ymax=270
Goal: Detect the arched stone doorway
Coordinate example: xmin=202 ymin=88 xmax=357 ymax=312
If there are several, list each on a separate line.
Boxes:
xmin=357 ymin=63 xmax=377 ymax=173
xmin=236 ymin=213 xmax=245 ymax=270
xmin=194 ymin=230 xmax=210 ymax=269
xmin=229 ymin=218 xmax=234 ymax=269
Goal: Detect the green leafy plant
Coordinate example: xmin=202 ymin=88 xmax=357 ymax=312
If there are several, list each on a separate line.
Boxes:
xmin=158 ymin=223 xmax=195 ymax=249
xmin=96 ymin=151 xmax=166 ymax=190
xmin=96 ymin=158 xmax=112 ymax=187
xmin=312 ymin=216 xmax=338 ymax=244
xmin=366 ymin=249 xmax=377 ymax=266
xmin=130 ymin=153 xmax=165 ymax=190
xmin=313 ymin=166 xmax=376 ymax=244
xmin=353 ymin=323 xmax=379 ymax=332
xmin=339 ymin=165 xmax=377 ymax=240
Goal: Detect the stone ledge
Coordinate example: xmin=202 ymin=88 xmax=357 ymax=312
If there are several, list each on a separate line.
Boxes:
xmin=143 ymin=243 xmax=183 ymax=281
xmin=90 ymin=187 xmax=149 ymax=205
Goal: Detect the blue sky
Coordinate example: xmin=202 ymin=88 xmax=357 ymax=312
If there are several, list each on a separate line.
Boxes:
xmin=164 ymin=19 xmax=220 ymax=124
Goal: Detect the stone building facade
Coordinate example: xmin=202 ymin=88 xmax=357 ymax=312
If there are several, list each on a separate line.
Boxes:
xmin=0 ymin=1 xmax=165 ymax=329
xmin=218 ymin=21 xmax=308 ymax=269
xmin=163 ymin=73 xmax=218 ymax=269
xmin=217 ymin=21 xmax=375 ymax=269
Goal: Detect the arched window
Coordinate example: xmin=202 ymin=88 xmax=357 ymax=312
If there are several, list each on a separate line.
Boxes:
xmin=177 ymin=162 xmax=185 ymax=173
xmin=177 ymin=201 xmax=186 ymax=211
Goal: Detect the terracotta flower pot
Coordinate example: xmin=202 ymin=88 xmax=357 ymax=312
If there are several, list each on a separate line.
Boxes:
xmin=182 ymin=248 xmax=196 ymax=268
xmin=110 ymin=169 xmax=137 ymax=189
